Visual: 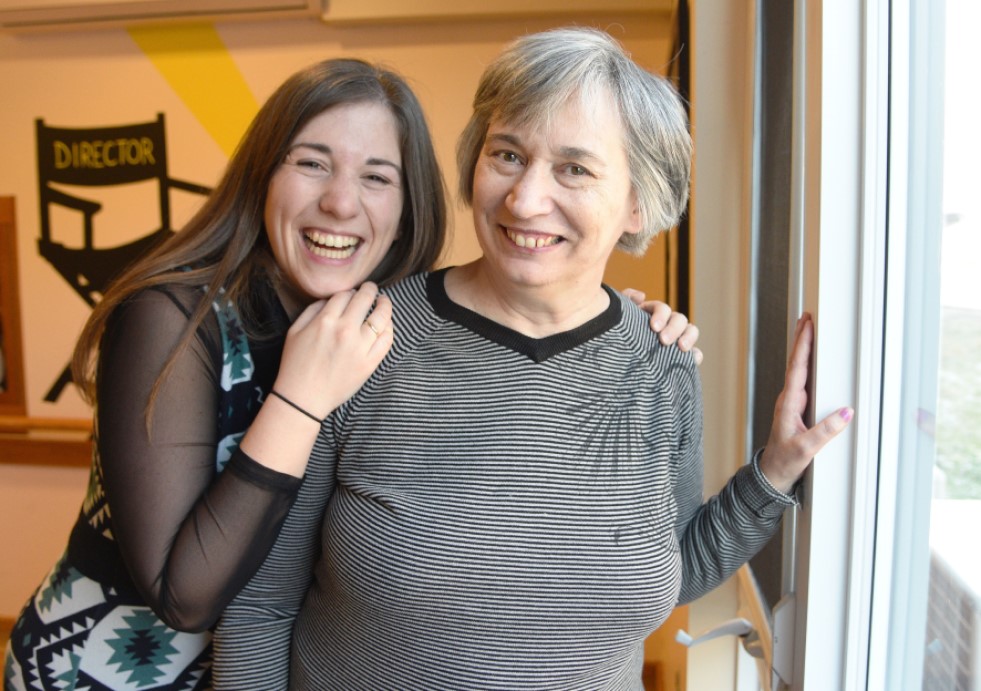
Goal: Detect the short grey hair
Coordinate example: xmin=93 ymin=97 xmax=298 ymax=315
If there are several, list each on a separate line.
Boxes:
xmin=456 ymin=27 xmax=692 ymax=255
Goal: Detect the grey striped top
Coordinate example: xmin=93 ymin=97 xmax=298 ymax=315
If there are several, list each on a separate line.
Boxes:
xmin=214 ymin=269 xmax=795 ymax=690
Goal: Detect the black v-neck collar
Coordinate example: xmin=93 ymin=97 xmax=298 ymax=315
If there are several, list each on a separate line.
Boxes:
xmin=426 ymin=268 xmax=621 ymax=363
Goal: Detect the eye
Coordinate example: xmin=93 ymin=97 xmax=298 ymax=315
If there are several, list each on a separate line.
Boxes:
xmin=283 ymin=146 xmax=331 ymax=175
xmin=287 ymin=156 xmax=330 ymax=176
xmin=300 ymin=158 xmax=326 ymax=170
xmin=564 ymin=163 xmax=591 ymax=177
xmin=492 ymin=150 xmax=522 ymax=165
xmin=363 ymin=172 xmax=396 ymax=188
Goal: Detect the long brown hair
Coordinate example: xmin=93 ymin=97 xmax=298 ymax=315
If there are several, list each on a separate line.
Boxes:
xmin=72 ymin=58 xmax=447 ymax=408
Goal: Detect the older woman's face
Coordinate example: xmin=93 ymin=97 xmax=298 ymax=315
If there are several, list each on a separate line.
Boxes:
xmin=265 ymin=101 xmax=404 ymax=304
xmin=470 ymin=93 xmax=640 ymax=294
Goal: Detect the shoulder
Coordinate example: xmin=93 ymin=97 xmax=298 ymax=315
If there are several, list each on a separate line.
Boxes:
xmin=612 ymin=292 xmax=700 ymax=399
xmin=614 ymin=293 xmax=696 ymax=366
xmin=380 ymin=271 xmax=428 ymax=305
xmin=367 ymin=271 xmax=446 ymax=374
xmin=107 ymin=283 xmax=222 ymax=356
xmin=381 ymin=271 xmax=440 ymax=337
xmin=111 ymin=284 xmax=198 ymax=329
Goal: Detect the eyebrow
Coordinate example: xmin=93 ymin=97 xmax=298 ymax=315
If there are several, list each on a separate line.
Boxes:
xmin=288 ymin=142 xmax=403 ymax=177
xmin=484 ymin=133 xmax=603 ymax=165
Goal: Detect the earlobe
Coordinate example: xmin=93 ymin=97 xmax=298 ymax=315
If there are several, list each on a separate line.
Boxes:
xmin=625 ymin=201 xmax=643 ymax=235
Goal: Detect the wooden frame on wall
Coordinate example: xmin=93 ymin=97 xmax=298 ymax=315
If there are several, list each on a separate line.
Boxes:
xmin=0 ymin=416 xmax=92 ymax=467
xmin=0 ymin=196 xmax=26 ymax=417
xmin=0 ymin=196 xmax=91 ymax=467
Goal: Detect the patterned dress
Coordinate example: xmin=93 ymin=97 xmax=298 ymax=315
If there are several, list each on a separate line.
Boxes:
xmin=4 ymin=283 xmax=294 ymax=691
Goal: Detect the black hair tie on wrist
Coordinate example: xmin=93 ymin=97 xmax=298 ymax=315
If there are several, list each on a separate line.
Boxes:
xmin=269 ymin=390 xmax=322 ymax=425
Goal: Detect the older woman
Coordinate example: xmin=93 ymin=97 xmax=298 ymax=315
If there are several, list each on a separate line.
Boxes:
xmin=218 ymin=28 xmax=850 ymax=689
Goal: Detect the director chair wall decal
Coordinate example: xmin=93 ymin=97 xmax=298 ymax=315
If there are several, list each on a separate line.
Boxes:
xmin=35 ymin=113 xmax=212 ymax=402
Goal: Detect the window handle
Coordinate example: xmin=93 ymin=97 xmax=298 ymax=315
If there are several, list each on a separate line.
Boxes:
xmin=675 ymin=616 xmax=760 ymax=654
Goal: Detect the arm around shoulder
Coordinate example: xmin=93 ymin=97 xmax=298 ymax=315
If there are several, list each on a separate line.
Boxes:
xmin=98 ymin=288 xmax=301 ymax=632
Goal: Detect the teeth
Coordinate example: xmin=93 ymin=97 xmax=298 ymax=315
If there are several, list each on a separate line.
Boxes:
xmin=305 ymin=231 xmax=360 ymax=259
xmin=306 ymin=231 xmax=360 ymax=248
xmin=310 ymin=245 xmax=357 ymax=259
xmin=506 ymin=229 xmax=560 ymax=248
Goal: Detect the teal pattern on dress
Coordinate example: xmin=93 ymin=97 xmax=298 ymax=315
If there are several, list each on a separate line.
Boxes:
xmin=211 ymin=290 xmax=252 ymax=473
xmin=212 ymin=289 xmax=253 ymax=393
xmin=105 ymin=609 xmax=180 ymax=687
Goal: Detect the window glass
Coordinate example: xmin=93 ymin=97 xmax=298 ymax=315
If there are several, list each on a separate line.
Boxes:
xmin=922 ymin=0 xmax=981 ymax=687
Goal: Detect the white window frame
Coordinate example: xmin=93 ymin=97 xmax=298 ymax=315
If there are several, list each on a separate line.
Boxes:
xmin=865 ymin=0 xmax=945 ymax=687
xmin=692 ymin=0 xmax=945 ymax=687
xmin=786 ymin=0 xmax=883 ymax=686
xmin=784 ymin=0 xmax=945 ymax=688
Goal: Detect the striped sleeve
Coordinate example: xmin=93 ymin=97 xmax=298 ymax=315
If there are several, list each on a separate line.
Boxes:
xmin=672 ymin=358 xmax=796 ymax=603
xmin=211 ymin=430 xmax=338 ymax=689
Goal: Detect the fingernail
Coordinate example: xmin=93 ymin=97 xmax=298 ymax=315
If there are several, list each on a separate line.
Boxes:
xmin=840 ymin=407 xmax=854 ymax=422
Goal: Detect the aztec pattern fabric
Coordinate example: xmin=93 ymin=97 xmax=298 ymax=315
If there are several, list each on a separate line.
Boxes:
xmin=3 ymin=554 xmax=211 ymax=690
xmin=4 ymin=291 xmax=255 ymax=691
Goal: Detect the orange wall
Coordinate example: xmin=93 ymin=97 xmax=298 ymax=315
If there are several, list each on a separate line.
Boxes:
xmin=0 ymin=4 xmax=674 ymax=619
xmin=1 ymin=11 xmax=674 ymax=421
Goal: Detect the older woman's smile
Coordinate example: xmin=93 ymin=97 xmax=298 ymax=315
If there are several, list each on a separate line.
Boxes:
xmin=504 ymin=227 xmax=562 ymax=249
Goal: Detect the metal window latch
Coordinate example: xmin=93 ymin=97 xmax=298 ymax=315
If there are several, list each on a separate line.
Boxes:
xmin=675 ymin=594 xmax=797 ymax=689
xmin=675 ymin=617 xmax=763 ymax=658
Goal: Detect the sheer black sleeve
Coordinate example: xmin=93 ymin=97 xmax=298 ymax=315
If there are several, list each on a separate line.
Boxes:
xmin=96 ymin=287 xmax=301 ymax=632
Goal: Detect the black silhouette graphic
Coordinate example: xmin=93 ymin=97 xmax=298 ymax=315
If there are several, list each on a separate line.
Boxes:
xmin=36 ymin=114 xmax=212 ymax=401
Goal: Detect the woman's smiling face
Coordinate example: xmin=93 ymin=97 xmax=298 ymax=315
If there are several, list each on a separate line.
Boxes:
xmin=469 ymin=91 xmax=641 ymax=295
xmin=265 ymin=100 xmax=404 ymax=304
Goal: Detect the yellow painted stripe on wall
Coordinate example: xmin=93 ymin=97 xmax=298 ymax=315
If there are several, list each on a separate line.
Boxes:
xmin=128 ymin=23 xmax=259 ymax=158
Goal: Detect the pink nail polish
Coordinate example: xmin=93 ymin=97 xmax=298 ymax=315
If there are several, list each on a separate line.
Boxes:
xmin=840 ymin=407 xmax=854 ymax=422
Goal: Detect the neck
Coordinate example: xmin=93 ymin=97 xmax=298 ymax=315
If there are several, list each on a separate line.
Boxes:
xmin=268 ymin=270 xmax=310 ymax=322
xmin=444 ymin=260 xmax=610 ymax=338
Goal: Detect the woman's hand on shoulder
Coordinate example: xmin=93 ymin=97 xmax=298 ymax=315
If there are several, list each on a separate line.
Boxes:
xmin=623 ymin=288 xmax=703 ymax=365
xmin=274 ymin=282 xmax=393 ymax=419
xmin=759 ymin=313 xmax=853 ymax=494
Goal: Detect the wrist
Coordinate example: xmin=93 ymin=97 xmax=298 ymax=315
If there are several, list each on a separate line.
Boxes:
xmin=755 ymin=447 xmax=799 ymax=496
xmin=269 ymin=389 xmax=322 ymax=425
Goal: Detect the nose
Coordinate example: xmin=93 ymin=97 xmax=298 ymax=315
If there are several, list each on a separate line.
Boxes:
xmin=505 ymin=164 xmax=554 ymax=219
xmin=319 ymin=173 xmax=360 ymax=219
